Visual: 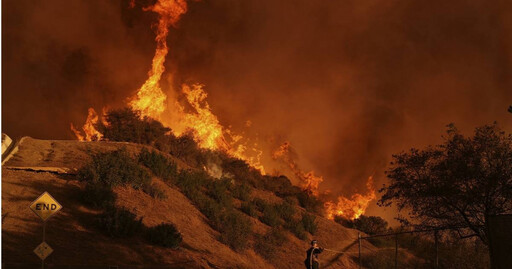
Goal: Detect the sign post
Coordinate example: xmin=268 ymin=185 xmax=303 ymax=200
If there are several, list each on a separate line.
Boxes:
xmin=30 ymin=192 xmax=62 ymax=269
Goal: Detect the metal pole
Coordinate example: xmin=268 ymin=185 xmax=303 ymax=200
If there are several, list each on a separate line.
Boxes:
xmin=42 ymin=222 xmax=46 ymax=269
xmin=43 ymin=222 xmax=46 ymax=242
xmin=358 ymin=232 xmax=362 ymax=269
xmin=434 ymin=230 xmax=439 ymax=269
xmin=395 ymin=234 xmax=398 ymax=269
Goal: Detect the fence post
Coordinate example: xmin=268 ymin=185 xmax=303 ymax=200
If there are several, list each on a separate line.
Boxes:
xmin=395 ymin=234 xmax=398 ymax=269
xmin=434 ymin=230 xmax=439 ymax=269
xmin=358 ymin=232 xmax=362 ymax=269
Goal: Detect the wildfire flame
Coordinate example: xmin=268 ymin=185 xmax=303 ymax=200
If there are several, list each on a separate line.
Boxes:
xmin=72 ymin=0 xmax=265 ymax=172
xmin=71 ymin=108 xmax=103 ymax=141
xmin=129 ymin=0 xmax=187 ymax=119
xmin=71 ymin=0 xmax=376 ymax=220
xmin=273 ymin=141 xmax=376 ymax=220
xmin=324 ymin=176 xmax=376 ymax=220
xmin=272 ymin=141 xmax=323 ymax=195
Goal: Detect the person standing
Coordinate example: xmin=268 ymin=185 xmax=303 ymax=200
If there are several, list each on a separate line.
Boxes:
xmin=305 ymin=240 xmax=324 ymax=269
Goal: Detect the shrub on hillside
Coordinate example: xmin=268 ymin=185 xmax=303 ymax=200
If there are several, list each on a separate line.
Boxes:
xmin=285 ymin=219 xmax=307 ymax=240
xmin=335 ymin=215 xmax=389 ymax=236
xmin=252 ymin=198 xmax=270 ymax=212
xmin=138 ymin=148 xmax=177 ymax=181
xmin=220 ymin=157 xmax=263 ymax=188
xmin=218 ymin=211 xmax=252 ymax=251
xmin=261 ymin=175 xmax=300 ymax=197
xmin=231 ymin=182 xmax=252 ymax=201
xmin=275 ymin=200 xmax=296 ymax=222
xmin=241 ymin=201 xmax=259 ymax=217
xmin=354 ymin=215 xmax=389 ymax=235
xmin=175 ymin=170 xmax=210 ymax=195
xmin=207 ymin=178 xmax=233 ymax=208
xmin=146 ymin=223 xmax=182 ymax=248
xmin=301 ymin=213 xmax=318 ymax=235
xmin=97 ymin=108 xmax=171 ymax=145
xmin=296 ymin=190 xmax=323 ymax=214
xmin=77 ymin=148 xmax=151 ymax=190
xmin=255 ymin=228 xmax=287 ymax=260
xmin=169 ymin=132 xmax=206 ymax=168
xmin=260 ymin=205 xmax=282 ymax=227
xmin=81 ymin=182 xmax=117 ymax=209
xmin=142 ymin=183 xmax=167 ymax=200
xmin=196 ymin=192 xmax=224 ymax=225
xmin=97 ymin=207 xmax=143 ymax=238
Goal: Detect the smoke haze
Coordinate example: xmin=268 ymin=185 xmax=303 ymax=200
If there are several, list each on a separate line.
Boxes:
xmin=3 ymin=0 xmax=512 ymax=219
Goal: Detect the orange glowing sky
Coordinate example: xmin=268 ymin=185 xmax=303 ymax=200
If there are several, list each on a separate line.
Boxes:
xmin=3 ymin=0 xmax=512 ymax=223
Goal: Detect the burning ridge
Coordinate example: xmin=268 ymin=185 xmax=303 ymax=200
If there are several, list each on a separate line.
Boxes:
xmin=72 ymin=0 xmax=375 ymax=221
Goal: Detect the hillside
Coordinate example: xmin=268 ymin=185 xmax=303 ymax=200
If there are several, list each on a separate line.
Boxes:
xmin=2 ymin=137 xmax=376 ymax=268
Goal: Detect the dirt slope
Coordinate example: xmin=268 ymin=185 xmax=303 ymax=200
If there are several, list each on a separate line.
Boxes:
xmin=2 ymin=137 xmax=375 ymax=268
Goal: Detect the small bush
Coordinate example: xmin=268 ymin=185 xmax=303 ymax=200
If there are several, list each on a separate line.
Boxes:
xmin=97 ymin=207 xmax=143 ymax=238
xmin=97 ymin=108 xmax=171 ymax=145
xmin=146 ymin=223 xmax=182 ymax=248
xmin=261 ymin=175 xmax=298 ymax=197
xmin=296 ymin=190 xmax=323 ymax=214
xmin=138 ymin=148 xmax=177 ymax=181
xmin=77 ymin=148 xmax=151 ymax=190
xmin=142 ymin=183 xmax=167 ymax=200
xmin=354 ymin=215 xmax=389 ymax=235
xmin=241 ymin=201 xmax=259 ymax=217
xmin=207 ymin=178 xmax=233 ymax=208
xmin=81 ymin=182 xmax=117 ymax=209
xmin=335 ymin=215 xmax=389 ymax=236
xmin=301 ymin=213 xmax=318 ymax=235
xmin=218 ymin=211 xmax=252 ymax=251
xmin=260 ymin=205 xmax=282 ymax=227
xmin=252 ymin=198 xmax=270 ymax=212
xmin=196 ymin=194 xmax=224 ymax=225
xmin=285 ymin=219 xmax=307 ymax=240
xmin=231 ymin=182 xmax=252 ymax=201
xmin=175 ymin=170 xmax=210 ymax=195
xmin=275 ymin=200 xmax=296 ymax=222
xmin=255 ymin=228 xmax=287 ymax=260
xmin=220 ymin=158 xmax=263 ymax=188
xmin=169 ymin=133 xmax=206 ymax=168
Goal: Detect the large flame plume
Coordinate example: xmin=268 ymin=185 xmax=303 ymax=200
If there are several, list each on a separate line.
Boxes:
xmin=129 ymin=0 xmax=187 ymax=119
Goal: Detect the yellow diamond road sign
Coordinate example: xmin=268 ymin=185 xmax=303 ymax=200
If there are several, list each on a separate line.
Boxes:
xmin=34 ymin=241 xmax=53 ymax=260
xmin=30 ymin=192 xmax=62 ymax=222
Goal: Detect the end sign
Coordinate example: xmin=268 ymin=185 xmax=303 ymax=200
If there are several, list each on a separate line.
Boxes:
xmin=30 ymin=192 xmax=62 ymax=222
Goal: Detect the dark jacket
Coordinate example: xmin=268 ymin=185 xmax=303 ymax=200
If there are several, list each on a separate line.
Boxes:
xmin=304 ymin=247 xmax=324 ymax=269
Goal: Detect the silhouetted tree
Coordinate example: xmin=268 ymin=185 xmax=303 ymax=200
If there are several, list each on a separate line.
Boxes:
xmin=379 ymin=123 xmax=512 ymax=246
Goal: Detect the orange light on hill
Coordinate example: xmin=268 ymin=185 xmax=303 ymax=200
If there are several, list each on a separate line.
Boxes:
xmin=71 ymin=108 xmax=103 ymax=141
xmin=325 ymin=176 xmax=376 ymax=220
